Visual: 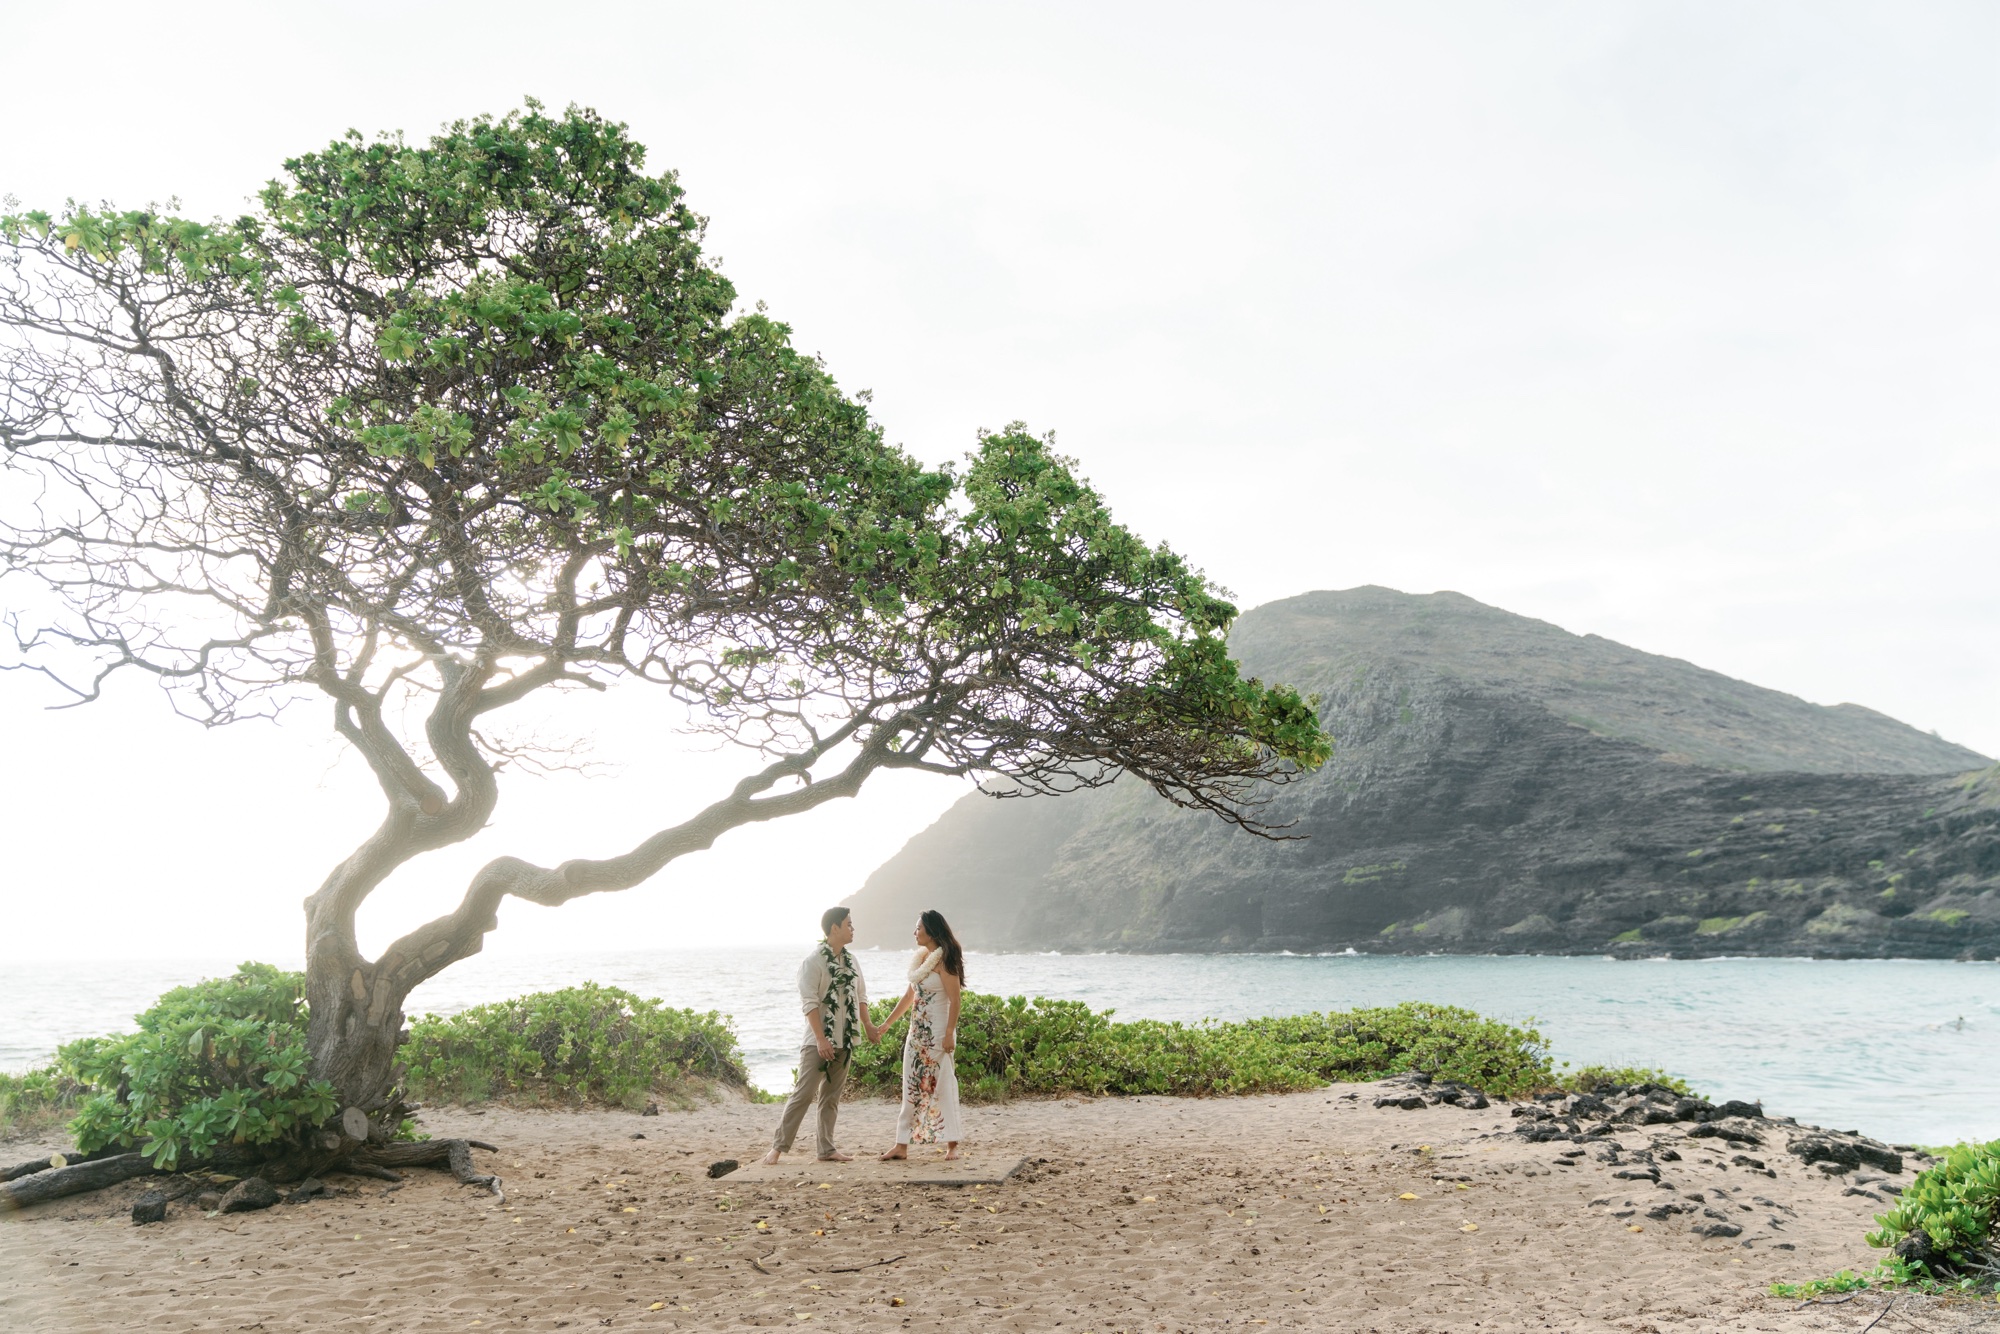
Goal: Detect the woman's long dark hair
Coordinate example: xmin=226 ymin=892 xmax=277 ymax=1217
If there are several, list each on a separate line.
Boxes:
xmin=920 ymin=909 xmax=965 ymax=986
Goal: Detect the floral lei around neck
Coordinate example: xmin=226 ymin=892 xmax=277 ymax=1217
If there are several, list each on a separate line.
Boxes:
xmin=818 ymin=942 xmax=861 ymax=1044
xmin=908 ymin=947 xmax=944 ymax=986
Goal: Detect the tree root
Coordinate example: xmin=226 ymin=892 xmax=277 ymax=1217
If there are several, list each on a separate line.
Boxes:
xmin=334 ymin=1162 xmax=404 ymax=1182
xmin=0 ymin=1154 xmax=161 ymax=1211
xmin=0 ymin=1137 xmax=502 ymax=1210
xmin=1 ymin=1145 xmax=122 ymax=1184
xmin=354 ymin=1139 xmax=504 ymax=1202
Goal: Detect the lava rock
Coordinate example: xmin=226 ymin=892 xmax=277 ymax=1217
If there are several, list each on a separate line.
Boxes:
xmin=131 ymin=1190 xmax=167 ymax=1225
xmin=640 ymin=1101 xmax=660 ymax=1117
xmin=1688 ymin=1123 xmax=1763 ymax=1146
xmin=707 ymin=1159 xmax=739 ymax=1179
xmin=1729 ymin=1154 xmax=1766 ymax=1170
xmin=1711 ymin=1099 xmax=1764 ymax=1121
xmin=218 ymin=1177 xmax=280 ymax=1214
xmin=284 ymin=1178 xmax=328 ymax=1205
xmin=1788 ymin=1134 xmax=1902 ymax=1175
xmin=1893 ymin=1229 xmax=1936 ymax=1270
xmin=1692 ymin=1222 xmax=1744 ymax=1239
xmin=195 ymin=1191 xmax=222 ymax=1211
xmin=1657 ymin=1148 xmax=1682 ymax=1162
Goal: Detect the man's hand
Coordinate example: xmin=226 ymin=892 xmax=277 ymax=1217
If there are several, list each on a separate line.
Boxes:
xmin=815 ymin=1036 xmax=835 ymax=1062
xmin=861 ymin=1021 xmax=879 ymax=1045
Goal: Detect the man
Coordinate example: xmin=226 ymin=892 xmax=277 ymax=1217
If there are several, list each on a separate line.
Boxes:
xmin=762 ymin=906 xmax=877 ymax=1165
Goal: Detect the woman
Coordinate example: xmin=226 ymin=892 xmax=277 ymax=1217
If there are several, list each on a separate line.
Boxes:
xmin=877 ymin=909 xmax=965 ymax=1160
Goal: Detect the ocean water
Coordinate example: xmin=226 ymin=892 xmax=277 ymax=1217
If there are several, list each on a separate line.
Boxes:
xmin=3 ymin=951 xmax=1992 ymax=1148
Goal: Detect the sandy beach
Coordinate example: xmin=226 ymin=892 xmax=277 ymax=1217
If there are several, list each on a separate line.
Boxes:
xmin=2 ymin=1083 xmax=1992 ymax=1333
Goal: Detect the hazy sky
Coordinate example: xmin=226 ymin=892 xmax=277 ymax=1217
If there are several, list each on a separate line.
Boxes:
xmin=2 ymin=2 xmax=1994 ymax=961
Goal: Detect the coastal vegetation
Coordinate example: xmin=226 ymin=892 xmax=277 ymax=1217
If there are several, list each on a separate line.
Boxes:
xmin=4 ymin=968 xmax=1689 ymax=1177
xmin=1773 ymin=1138 xmax=2000 ymax=1298
xmin=401 ymin=984 xmax=747 ymax=1108
xmin=0 ymin=101 xmax=1327 ymax=1190
xmin=846 ymin=995 xmax=1680 ymax=1101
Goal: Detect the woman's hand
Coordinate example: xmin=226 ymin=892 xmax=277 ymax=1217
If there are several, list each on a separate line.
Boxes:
xmin=942 ymin=1030 xmax=955 ymax=1055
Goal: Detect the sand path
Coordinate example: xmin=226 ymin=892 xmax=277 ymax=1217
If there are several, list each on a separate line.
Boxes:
xmin=2 ymin=1083 xmax=1992 ymax=1332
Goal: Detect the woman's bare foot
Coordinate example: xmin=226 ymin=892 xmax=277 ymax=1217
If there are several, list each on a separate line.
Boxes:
xmin=817 ymin=1150 xmax=854 ymax=1162
xmin=759 ymin=1149 xmax=783 ymax=1166
xmin=878 ymin=1145 xmax=907 ymax=1161
xmin=943 ymin=1142 xmax=961 ymax=1161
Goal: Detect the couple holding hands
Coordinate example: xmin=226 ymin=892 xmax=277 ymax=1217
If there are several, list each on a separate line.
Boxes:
xmin=760 ymin=905 xmax=966 ymax=1165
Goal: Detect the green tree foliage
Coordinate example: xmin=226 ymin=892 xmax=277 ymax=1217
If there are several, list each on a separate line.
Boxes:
xmin=56 ymin=964 xmax=337 ymax=1171
xmin=0 ymin=103 xmax=1328 ymax=1115
xmin=846 ymin=996 xmax=1613 ymax=1100
xmin=401 ymin=985 xmax=747 ymax=1108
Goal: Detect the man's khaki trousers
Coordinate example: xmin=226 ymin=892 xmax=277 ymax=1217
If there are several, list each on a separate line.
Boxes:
xmin=771 ymin=1044 xmax=851 ymax=1158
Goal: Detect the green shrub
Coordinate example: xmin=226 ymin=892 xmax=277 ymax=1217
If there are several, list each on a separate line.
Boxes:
xmin=1867 ymin=1139 xmax=2000 ymax=1280
xmin=846 ymin=996 xmax=1579 ymax=1100
xmin=403 ymin=984 xmax=748 ymax=1109
xmin=57 ymin=962 xmax=336 ymax=1170
xmin=0 ymin=1065 xmax=86 ymax=1141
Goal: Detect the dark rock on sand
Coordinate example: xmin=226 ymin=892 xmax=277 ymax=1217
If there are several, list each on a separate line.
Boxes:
xmin=1692 ymin=1222 xmax=1744 ymax=1239
xmin=130 ymin=1190 xmax=167 ymax=1225
xmin=217 ymin=1178 xmax=279 ymax=1214
xmin=1687 ymin=1123 xmax=1763 ymax=1146
xmin=707 ymin=1160 xmax=739 ymax=1179
xmin=195 ymin=1190 xmax=222 ymax=1211
xmin=1894 ymin=1229 xmax=1937 ymax=1269
xmin=1788 ymin=1134 xmax=1903 ymax=1175
xmin=284 ymin=1178 xmax=328 ymax=1204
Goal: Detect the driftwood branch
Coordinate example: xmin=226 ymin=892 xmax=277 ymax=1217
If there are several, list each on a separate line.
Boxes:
xmin=0 ymin=1153 xmax=161 ymax=1211
xmin=0 ymin=1145 xmax=121 ymax=1184
xmin=820 ymin=1254 xmax=908 ymax=1274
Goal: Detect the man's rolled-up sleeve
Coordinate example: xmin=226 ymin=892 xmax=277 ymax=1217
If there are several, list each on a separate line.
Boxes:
xmin=798 ymin=953 xmax=824 ymax=1016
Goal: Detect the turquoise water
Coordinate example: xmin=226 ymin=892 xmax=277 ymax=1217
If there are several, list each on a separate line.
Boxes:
xmin=4 ymin=951 xmax=1992 ymax=1147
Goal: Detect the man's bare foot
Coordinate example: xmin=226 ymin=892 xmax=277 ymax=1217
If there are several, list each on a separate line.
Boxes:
xmin=879 ymin=1146 xmax=907 ymax=1161
xmin=760 ymin=1149 xmax=783 ymax=1166
xmin=817 ymin=1150 xmax=853 ymax=1162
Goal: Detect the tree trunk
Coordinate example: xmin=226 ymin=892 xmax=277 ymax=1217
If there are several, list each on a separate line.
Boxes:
xmin=303 ymin=952 xmax=409 ymax=1131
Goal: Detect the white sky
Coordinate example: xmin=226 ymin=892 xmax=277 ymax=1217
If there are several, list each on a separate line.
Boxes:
xmin=1 ymin=1 xmax=1995 ymax=962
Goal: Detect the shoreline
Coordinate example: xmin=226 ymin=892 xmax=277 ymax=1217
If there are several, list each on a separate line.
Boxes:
xmin=5 ymin=1081 xmax=1991 ymax=1332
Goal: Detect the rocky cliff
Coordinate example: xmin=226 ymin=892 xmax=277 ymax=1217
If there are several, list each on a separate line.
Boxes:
xmin=846 ymin=587 xmax=2000 ymax=959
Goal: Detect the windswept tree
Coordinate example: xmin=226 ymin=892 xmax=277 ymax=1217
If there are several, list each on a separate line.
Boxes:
xmin=0 ymin=105 xmax=1327 ymax=1175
